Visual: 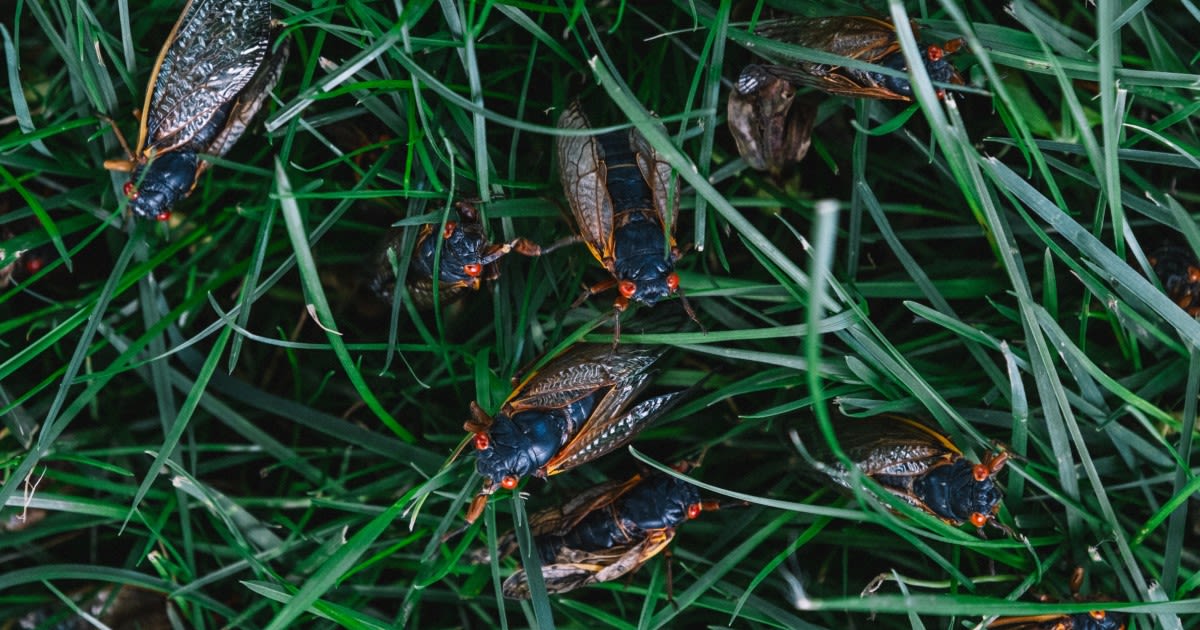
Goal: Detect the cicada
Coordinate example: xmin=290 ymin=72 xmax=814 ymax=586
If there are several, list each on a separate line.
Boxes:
xmin=556 ymin=102 xmax=697 ymax=335
xmin=369 ymin=201 xmax=547 ymax=309
xmin=727 ymin=68 xmax=817 ymax=174
xmin=738 ymin=15 xmax=964 ymax=102
xmin=1148 ymin=244 xmax=1200 ymax=317
xmin=487 ymin=466 xmax=725 ymax=598
xmin=988 ymin=568 xmax=1127 ymax=630
xmin=104 ymin=0 xmax=289 ymax=221
xmin=795 ymin=415 xmax=1010 ymax=532
xmin=462 ymin=343 xmax=686 ymax=524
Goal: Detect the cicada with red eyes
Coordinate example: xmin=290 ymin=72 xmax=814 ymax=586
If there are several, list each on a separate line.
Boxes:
xmin=737 ymin=15 xmax=964 ymax=103
xmin=482 ymin=465 xmax=728 ymax=598
xmin=370 ymin=201 xmax=546 ymax=309
xmin=461 ymin=343 xmax=687 ymax=524
xmin=989 ymin=568 xmax=1127 ymax=630
xmin=556 ymin=102 xmax=698 ymax=337
xmin=795 ymin=415 xmax=1011 ymax=534
xmin=104 ymin=0 xmax=289 ymax=221
xmin=1148 ymin=244 xmax=1200 ymax=317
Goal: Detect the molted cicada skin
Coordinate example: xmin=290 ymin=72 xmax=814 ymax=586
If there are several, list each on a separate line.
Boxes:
xmin=105 ymin=0 xmax=289 ymax=221
xmin=461 ymin=344 xmax=689 ymax=523
xmin=727 ymin=66 xmax=818 ymax=174
xmin=739 ymin=16 xmax=964 ymax=102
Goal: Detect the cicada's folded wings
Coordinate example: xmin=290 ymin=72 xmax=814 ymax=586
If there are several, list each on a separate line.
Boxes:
xmin=139 ymin=0 xmax=273 ymax=154
xmin=203 ymin=29 xmax=289 ymax=161
xmin=500 ymin=531 xmax=675 ymax=599
xmin=505 ymin=345 xmax=659 ymax=413
xmin=628 ymin=125 xmax=679 ymax=231
xmin=557 ymin=101 xmax=615 ymax=267
xmin=544 ymin=387 xmax=687 ymax=475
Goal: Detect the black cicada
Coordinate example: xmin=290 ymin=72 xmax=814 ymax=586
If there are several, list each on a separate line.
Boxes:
xmin=737 ymin=15 xmax=964 ymax=102
xmin=988 ymin=568 xmax=1127 ymax=630
xmin=727 ymin=70 xmax=817 ymax=175
xmin=369 ymin=201 xmax=547 ymax=309
xmin=796 ymin=414 xmax=1010 ymax=533
xmin=462 ymin=343 xmax=686 ymax=524
xmin=104 ymin=0 xmax=289 ymax=221
xmin=485 ymin=465 xmax=725 ymax=598
xmin=1148 ymin=244 xmax=1200 ymax=317
xmin=556 ymin=102 xmax=697 ymax=335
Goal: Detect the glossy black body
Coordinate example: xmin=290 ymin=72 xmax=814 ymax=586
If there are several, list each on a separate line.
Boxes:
xmin=598 ymin=131 xmax=676 ymax=306
xmin=869 ymin=49 xmax=963 ymax=99
xmin=535 ymin=474 xmax=699 ymax=563
xmin=475 ymin=390 xmax=602 ymax=484
xmin=904 ymin=458 xmax=1001 ymax=525
xmin=129 ymin=151 xmax=200 ymax=220
xmin=990 ymin=611 xmax=1127 ymax=630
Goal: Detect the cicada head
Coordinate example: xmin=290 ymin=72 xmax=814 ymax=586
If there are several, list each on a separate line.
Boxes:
xmin=126 ymin=151 xmax=199 ymax=221
xmin=410 ymin=212 xmax=495 ymax=290
xmin=872 ymin=40 xmax=965 ymax=100
xmin=471 ymin=410 xmax=566 ymax=504
xmin=615 ymin=256 xmax=679 ymax=307
xmin=913 ymin=457 xmax=1004 ymax=528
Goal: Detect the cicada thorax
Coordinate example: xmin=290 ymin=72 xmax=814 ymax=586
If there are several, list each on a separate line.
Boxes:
xmin=462 ymin=344 xmax=683 ymax=524
xmin=1148 ymin=244 xmax=1200 ymax=316
xmin=114 ymin=0 xmax=288 ymax=221
xmin=987 ymin=612 xmax=1127 ymax=630
xmin=743 ymin=15 xmax=965 ymax=102
xmin=803 ymin=415 xmax=1007 ymax=530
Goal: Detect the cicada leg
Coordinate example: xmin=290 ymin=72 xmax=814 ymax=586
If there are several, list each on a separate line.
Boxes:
xmin=98 ymin=114 xmax=137 ymax=163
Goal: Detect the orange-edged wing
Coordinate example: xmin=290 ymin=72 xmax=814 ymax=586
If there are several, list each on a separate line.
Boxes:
xmin=557 ymin=101 xmax=616 ymax=268
xmin=753 ymin=15 xmax=903 ymax=63
xmin=500 ymin=529 xmax=675 ymax=598
xmin=629 ymin=123 xmax=679 ymax=235
xmin=136 ymin=0 xmax=274 ymax=155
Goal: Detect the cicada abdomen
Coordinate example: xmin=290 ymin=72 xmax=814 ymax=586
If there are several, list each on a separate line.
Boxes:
xmin=105 ymin=0 xmax=289 ymax=221
xmin=739 ymin=15 xmax=964 ymax=102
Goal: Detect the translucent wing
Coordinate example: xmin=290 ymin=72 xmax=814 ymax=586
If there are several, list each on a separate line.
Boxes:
xmin=202 ymin=32 xmax=288 ymax=160
xmin=505 ymin=344 xmax=660 ymax=412
xmin=753 ymin=16 xmax=902 ymax=62
xmin=630 ymin=125 xmax=679 ymax=232
xmin=544 ymin=389 xmax=687 ymax=474
xmin=557 ymin=101 xmax=615 ymax=267
xmin=138 ymin=0 xmax=273 ymax=154
xmin=500 ymin=530 xmax=675 ymax=598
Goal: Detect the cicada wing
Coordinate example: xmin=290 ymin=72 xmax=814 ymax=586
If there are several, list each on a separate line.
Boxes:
xmin=754 ymin=16 xmax=902 ymax=62
xmin=505 ymin=345 xmax=660 ymax=412
xmin=201 ymin=30 xmax=289 ymax=163
xmin=544 ymin=388 xmax=687 ymax=475
xmin=529 ymin=475 xmax=643 ymax=537
xmin=591 ymin=529 xmax=674 ymax=585
xmin=800 ymin=415 xmax=959 ymax=478
xmin=629 ymin=125 xmax=679 ymax=233
xmin=557 ymin=101 xmax=616 ymax=266
xmin=501 ymin=530 xmax=674 ymax=598
xmin=138 ymin=0 xmax=274 ymax=154
xmin=501 ymin=563 xmax=598 ymax=599
xmin=985 ymin=615 xmax=1072 ymax=629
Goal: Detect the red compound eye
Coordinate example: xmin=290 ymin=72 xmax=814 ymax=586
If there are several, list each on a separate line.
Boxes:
xmin=463 ymin=263 xmax=483 ymax=277
xmin=972 ymin=463 xmax=990 ymax=482
xmin=927 ymin=45 xmax=945 ymax=62
xmin=666 ymin=273 xmax=679 ymax=292
xmin=500 ymin=476 xmax=518 ymax=490
xmin=970 ymin=513 xmax=989 ymax=528
xmin=443 ymin=221 xmax=457 ymax=239
xmin=687 ymin=503 xmax=702 ymax=520
xmin=156 ymin=211 xmax=171 ymax=222
xmin=473 ymin=433 xmax=489 ymax=450
xmin=123 ymin=181 xmax=138 ymax=200
xmin=619 ymin=280 xmax=637 ymax=298
xmin=23 ymin=257 xmax=44 ymax=274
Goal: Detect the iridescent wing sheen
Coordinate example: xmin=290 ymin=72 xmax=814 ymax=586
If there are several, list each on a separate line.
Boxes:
xmin=137 ymin=0 xmax=273 ymax=155
xmin=504 ymin=344 xmax=660 ymax=412
xmin=629 ymin=125 xmax=679 ymax=232
xmin=753 ymin=16 xmax=902 ymax=62
xmin=557 ymin=101 xmax=615 ymax=267
xmin=202 ymin=31 xmax=288 ymax=161
xmin=800 ymin=415 xmax=960 ymax=480
xmin=544 ymin=388 xmax=686 ymax=475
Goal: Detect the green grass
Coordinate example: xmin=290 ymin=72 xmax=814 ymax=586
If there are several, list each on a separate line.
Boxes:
xmin=2 ymin=0 xmax=1200 ymax=627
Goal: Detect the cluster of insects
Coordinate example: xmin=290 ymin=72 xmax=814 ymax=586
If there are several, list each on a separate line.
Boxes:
xmin=88 ymin=1 xmax=1148 ymax=625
